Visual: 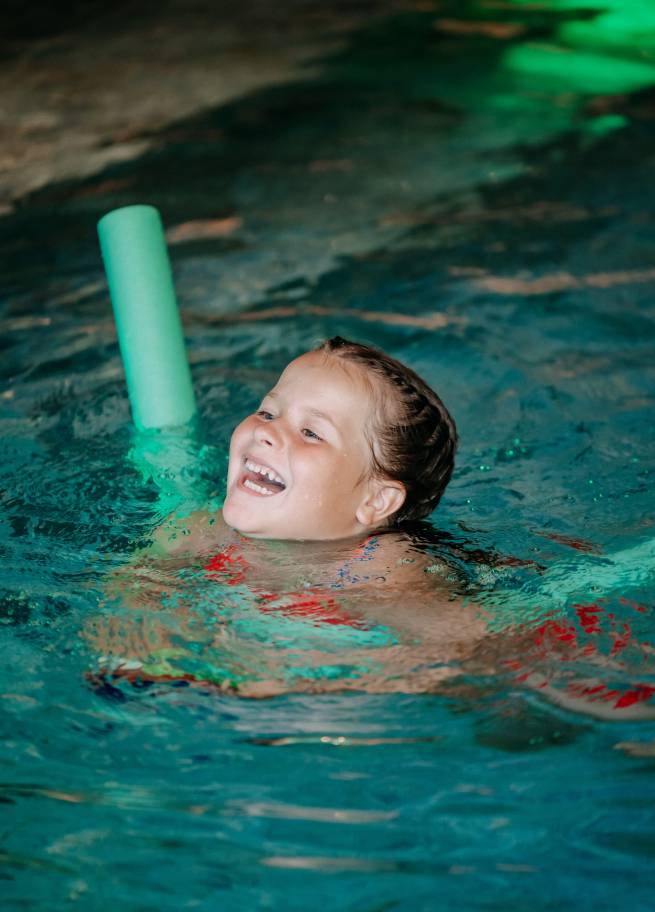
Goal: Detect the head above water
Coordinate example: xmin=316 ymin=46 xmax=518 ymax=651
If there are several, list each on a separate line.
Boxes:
xmin=223 ymin=336 xmax=458 ymax=541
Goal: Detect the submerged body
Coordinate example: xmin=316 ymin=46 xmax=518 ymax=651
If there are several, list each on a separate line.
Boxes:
xmin=95 ymin=508 xmax=488 ymax=696
xmin=93 ymin=510 xmax=655 ymax=718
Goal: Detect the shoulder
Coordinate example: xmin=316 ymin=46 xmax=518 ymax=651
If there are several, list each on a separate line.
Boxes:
xmin=341 ymin=530 xmax=489 ymax=645
xmin=151 ymin=508 xmax=231 ymax=557
xmin=340 ymin=530 xmax=436 ymax=587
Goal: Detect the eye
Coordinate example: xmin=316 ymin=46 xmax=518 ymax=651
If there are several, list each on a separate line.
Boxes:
xmin=301 ymin=427 xmax=322 ymax=441
xmin=257 ymin=410 xmax=275 ymax=421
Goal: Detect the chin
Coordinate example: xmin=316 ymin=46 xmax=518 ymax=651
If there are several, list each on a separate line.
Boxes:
xmin=222 ymin=497 xmax=248 ymax=531
xmin=222 ymin=500 xmax=267 ymax=538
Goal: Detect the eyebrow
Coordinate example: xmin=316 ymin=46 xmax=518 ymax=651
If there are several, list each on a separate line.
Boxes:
xmin=265 ymin=392 xmax=339 ymax=430
xmin=306 ymin=407 xmax=338 ymax=428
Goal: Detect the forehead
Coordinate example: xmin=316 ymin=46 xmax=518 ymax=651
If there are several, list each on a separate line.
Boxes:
xmin=270 ymin=352 xmax=375 ymax=421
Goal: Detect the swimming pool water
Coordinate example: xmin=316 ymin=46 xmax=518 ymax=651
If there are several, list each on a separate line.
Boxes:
xmin=2 ymin=2 xmax=655 ymax=909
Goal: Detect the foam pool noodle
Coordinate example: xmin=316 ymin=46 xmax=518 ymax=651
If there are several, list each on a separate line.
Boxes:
xmin=98 ymin=205 xmax=215 ymax=515
xmin=98 ymin=205 xmax=195 ymax=430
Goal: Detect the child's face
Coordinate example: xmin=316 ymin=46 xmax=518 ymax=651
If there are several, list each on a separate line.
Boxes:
xmin=223 ymin=352 xmax=379 ymax=540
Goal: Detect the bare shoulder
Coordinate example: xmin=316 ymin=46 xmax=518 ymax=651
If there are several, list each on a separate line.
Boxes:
xmin=353 ymin=529 xmax=489 ymax=646
xmin=151 ymin=508 xmax=231 ymax=557
xmin=357 ymin=529 xmax=441 ymax=584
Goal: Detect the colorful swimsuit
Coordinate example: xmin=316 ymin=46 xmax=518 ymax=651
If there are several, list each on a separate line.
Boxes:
xmin=203 ymin=536 xmax=380 ymax=631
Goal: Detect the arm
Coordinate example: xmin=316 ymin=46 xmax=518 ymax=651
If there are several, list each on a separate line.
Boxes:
xmin=86 ymin=509 xmax=231 ymax=670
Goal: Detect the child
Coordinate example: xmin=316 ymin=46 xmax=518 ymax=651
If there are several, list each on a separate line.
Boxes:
xmin=141 ymin=334 xmax=469 ymax=638
xmin=156 ymin=334 xmax=457 ymax=553
xmin=94 ymin=336 xmax=480 ymax=693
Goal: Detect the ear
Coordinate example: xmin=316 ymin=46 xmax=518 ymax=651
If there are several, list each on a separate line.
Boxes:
xmin=356 ymin=479 xmax=406 ymax=529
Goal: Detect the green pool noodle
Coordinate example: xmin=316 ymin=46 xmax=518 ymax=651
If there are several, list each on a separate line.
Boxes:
xmin=98 ymin=205 xmax=196 ymax=430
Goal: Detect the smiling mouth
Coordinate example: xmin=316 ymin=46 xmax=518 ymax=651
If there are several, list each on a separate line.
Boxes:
xmin=240 ymin=458 xmax=287 ymax=496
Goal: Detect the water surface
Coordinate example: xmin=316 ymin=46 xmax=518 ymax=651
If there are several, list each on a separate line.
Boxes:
xmin=2 ymin=2 xmax=655 ymax=909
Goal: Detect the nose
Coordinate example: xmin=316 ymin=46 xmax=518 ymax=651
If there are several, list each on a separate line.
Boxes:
xmin=254 ymin=419 xmax=283 ymax=449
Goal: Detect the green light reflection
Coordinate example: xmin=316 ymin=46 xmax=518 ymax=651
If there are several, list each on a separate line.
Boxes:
xmin=504 ymin=0 xmax=655 ymax=94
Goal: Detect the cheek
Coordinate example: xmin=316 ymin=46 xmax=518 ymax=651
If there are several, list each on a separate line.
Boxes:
xmin=227 ymin=420 xmax=252 ymax=471
xmin=296 ymin=449 xmax=360 ymax=493
xmin=230 ymin=417 xmax=254 ymax=448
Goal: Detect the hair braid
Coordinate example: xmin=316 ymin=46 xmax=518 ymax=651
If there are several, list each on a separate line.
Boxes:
xmin=316 ymin=336 xmax=458 ymax=523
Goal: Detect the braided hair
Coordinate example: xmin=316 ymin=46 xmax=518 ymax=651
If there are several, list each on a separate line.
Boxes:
xmin=315 ymin=336 xmax=458 ymax=524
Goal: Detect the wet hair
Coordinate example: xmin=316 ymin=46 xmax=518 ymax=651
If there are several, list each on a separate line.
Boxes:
xmin=315 ymin=336 xmax=458 ymax=524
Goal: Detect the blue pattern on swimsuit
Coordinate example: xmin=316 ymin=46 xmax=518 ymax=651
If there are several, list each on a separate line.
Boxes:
xmin=331 ymin=536 xmax=380 ymax=589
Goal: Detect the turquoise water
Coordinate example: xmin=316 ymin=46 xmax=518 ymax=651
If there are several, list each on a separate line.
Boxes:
xmin=2 ymin=2 xmax=655 ymax=908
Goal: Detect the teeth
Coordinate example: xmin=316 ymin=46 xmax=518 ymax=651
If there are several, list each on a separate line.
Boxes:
xmin=245 ymin=459 xmax=285 ymax=486
xmin=244 ymin=478 xmax=276 ymax=496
